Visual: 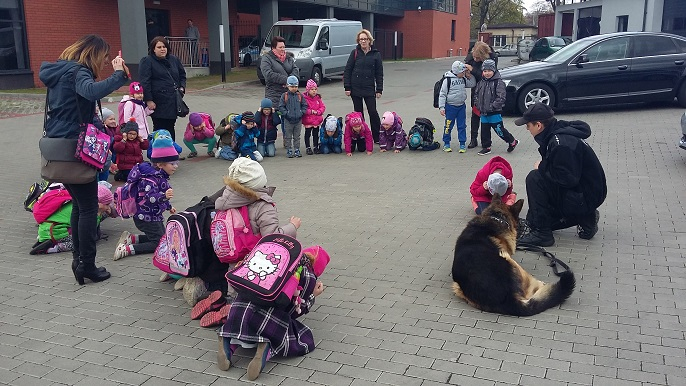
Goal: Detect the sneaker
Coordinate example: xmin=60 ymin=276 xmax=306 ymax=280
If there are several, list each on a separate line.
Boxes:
xmin=517 ymin=230 xmax=555 ymax=247
xmin=174 ymin=277 xmax=188 ymax=291
xmin=113 ymin=243 xmax=133 ymax=260
xmin=477 ymin=147 xmax=492 ymax=156
xmin=306 ymin=148 xmax=313 ymax=155
xmin=443 ymin=145 xmax=452 ymax=152
xmin=117 ymin=231 xmax=134 ymax=246
xmin=191 ymin=290 xmax=226 ymax=320
xmin=247 ymin=342 xmax=271 ymax=381
xmin=217 ymin=336 xmax=236 ymax=371
xmin=200 ymin=304 xmax=231 ymax=328
xmin=183 ymin=277 xmax=208 ymax=307
xmin=187 ymin=152 xmax=198 ymax=159
xmin=207 ymin=151 xmax=215 ymax=157
xmin=459 ymin=144 xmax=466 ymax=153
xmin=215 ymin=150 xmax=221 ymax=158
xmin=507 ymin=139 xmax=519 ymax=153
xmin=294 ymin=149 xmax=302 ymax=157
xmin=467 ymin=139 xmax=478 ymax=149
xmin=287 ymin=149 xmax=294 ymax=158
xmin=578 ymin=210 xmax=600 ymax=240
xmin=313 ymin=147 xmax=321 ymax=154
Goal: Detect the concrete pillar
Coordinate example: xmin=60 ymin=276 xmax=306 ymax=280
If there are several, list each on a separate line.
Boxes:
xmin=260 ymin=0 xmax=279 ymax=43
xmin=325 ymin=6 xmax=335 ymax=19
xmin=360 ymin=12 xmax=374 ymax=33
xmin=117 ymin=0 xmax=148 ymax=80
xmin=572 ymin=8 xmax=579 ymax=40
xmin=207 ymin=0 xmax=231 ymax=74
xmin=554 ymin=11 xmax=562 ymax=37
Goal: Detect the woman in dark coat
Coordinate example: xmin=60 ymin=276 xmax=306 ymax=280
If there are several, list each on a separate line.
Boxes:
xmin=343 ymin=29 xmax=384 ymax=143
xmin=139 ymin=36 xmax=187 ymax=143
xmin=38 ymin=34 xmax=127 ymax=285
xmin=465 ymin=41 xmax=498 ymax=149
xmin=260 ymin=36 xmax=299 ymax=107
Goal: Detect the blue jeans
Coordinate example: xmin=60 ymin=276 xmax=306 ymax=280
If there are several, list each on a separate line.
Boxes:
xmin=218 ymin=145 xmax=237 ymax=161
xmin=257 ymin=142 xmax=276 ymax=157
xmin=442 ymin=103 xmax=467 ymax=146
xmin=320 ymin=143 xmax=342 ymax=154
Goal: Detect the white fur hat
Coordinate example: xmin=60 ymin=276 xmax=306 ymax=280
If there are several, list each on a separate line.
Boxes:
xmin=228 ymin=157 xmax=267 ymax=190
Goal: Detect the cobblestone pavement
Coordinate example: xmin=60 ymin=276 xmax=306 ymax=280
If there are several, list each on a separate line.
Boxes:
xmin=1 ymin=58 xmax=685 ymax=386
xmin=0 ymin=93 xmax=45 ymax=118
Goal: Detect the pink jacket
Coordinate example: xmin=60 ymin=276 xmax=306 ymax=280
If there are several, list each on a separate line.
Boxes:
xmin=344 ymin=112 xmax=374 ymax=154
xmin=183 ymin=113 xmax=215 ymax=142
xmin=470 ymin=156 xmax=514 ymax=203
xmin=120 ymin=95 xmax=153 ymax=139
xmin=301 ymin=93 xmax=326 ymax=127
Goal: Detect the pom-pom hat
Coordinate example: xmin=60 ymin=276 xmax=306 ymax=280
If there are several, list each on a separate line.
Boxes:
xmin=150 ymin=132 xmax=180 ymax=163
xmin=242 ymin=111 xmax=255 ymax=124
xmin=121 ymin=117 xmax=139 ymax=133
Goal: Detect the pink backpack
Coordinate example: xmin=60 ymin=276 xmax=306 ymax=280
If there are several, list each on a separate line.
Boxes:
xmin=210 ymin=206 xmax=261 ymax=264
xmin=32 ymin=188 xmax=72 ymax=223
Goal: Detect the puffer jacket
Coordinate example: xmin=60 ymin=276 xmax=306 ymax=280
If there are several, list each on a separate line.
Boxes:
xmin=113 ymin=134 xmax=149 ymax=171
xmin=302 ymin=93 xmax=326 ymax=127
xmin=469 ymin=156 xmax=514 ymax=203
xmin=254 ymin=110 xmax=281 ymax=144
xmin=344 ymin=112 xmax=374 ymax=153
xmin=279 ymin=91 xmax=308 ymax=123
xmin=234 ymin=123 xmax=259 ymax=153
xmin=120 ymin=95 xmax=153 ymax=138
xmin=183 ymin=113 xmax=215 ymax=142
xmin=319 ymin=122 xmax=343 ymax=149
xmin=378 ymin=112 xmax=407 ymax=151
xmin=128 ymin=162 xmax=172 ymax=222
xmin=343 ymin=45 xmax=383 ymax=97
xmin=138 ymin=53 xmax=186 ymax=120
xmin=474 ymin=70 xmax=506 ymax=115
xmin=261 ymin=51 xmax=299 ymax=106
xmin=438 ymin=71 xmax=476 ymax=110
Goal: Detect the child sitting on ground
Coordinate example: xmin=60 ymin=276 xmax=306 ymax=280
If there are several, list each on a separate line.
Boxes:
xmin=344 ymin=112 xmax=373 ymax=156
xmin=113 ymin=118 xmax=149 ymax=181
xmin=254 ymin=100 xmax=280 ymax=158
xmin=234 ymin=111 xmax=262 ymax=161
xmin=302 ymin=79 xmax=326 ymax=155
xmin=215 ymin=113 xmax=239 ymax=161
xmin=114 ymin=133 xmax=179 ymax=260
xmin=379 ymin=111 xmax=407 ymax=153
xmin=318 ymin=115 xmax=343 ymax=154
xmin=184 ymin=112 xmax=218 ymax=158
xmin=469 ymin=155 xmax=516 ymax=215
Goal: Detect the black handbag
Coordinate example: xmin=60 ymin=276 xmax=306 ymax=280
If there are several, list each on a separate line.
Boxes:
xmin=165 ymin=66 xmax=189 ymax=117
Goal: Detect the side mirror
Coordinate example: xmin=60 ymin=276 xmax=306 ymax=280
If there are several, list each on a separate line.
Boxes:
xmin=576 ymin=54 xmax=589 ymax=65
xmin=318 ymin=39 xmax=329 ymax=50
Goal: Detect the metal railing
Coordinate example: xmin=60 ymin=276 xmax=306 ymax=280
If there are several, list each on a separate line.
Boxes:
xmin=167 ymin=37 xmax=209 ymax=68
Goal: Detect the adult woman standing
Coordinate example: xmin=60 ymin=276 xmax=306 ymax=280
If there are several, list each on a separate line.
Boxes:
xmin=343 ymin=29 xmax=383 ymax=143
xmin=39 ymin=34 xmax=127 ymax=284
xmin=260 ymin=36 xmax=299 ymax=107
xmin=139 ymin=36 xmax=187 ymax=142
xmin=465 ymin=41 xmax=498 ymax=149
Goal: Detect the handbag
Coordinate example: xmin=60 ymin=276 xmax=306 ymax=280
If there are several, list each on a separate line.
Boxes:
xmin=165 ymin=66 xmax=189 ymax=117
xmin=74 ymin=121 xmax=111 ymax=169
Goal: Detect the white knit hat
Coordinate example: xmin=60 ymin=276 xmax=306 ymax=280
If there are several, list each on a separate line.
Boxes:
xmin=487 ymin=173 xmax=508 ymax=196
xmin=228 ymin=157 xmax=267 ymax=190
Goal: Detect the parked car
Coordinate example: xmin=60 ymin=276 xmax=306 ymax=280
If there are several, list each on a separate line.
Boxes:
xmin=680 ymin=111 xmax=686 ymax=150
xmin=529 ymin=37 xmax=569 ymax=61
xmin=495 ymin=44 xmax=517 ymax=57
xmin=238 ymin=37 xmax=260 ymax=67
xmin=499 ymin=32 xmax=686 ymax=113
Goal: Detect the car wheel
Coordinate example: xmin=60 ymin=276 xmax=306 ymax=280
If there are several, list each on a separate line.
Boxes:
xmin=518 ymin=83 xmax=556 ymax=113
xmin=311 ymin=66 xmax=322 ymax=86
xmin=677 ymin=82 xmax=686 ymax=108
xmin=244 ymin=54 xmax=252 ymax=67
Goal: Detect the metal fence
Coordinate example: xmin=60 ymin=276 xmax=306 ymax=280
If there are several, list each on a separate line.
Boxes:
xmin=167 ymin=37 xmax=209 ymax=67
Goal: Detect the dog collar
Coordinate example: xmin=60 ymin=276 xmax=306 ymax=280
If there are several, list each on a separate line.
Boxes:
xmin=489 ymin=213 xmax=511 ymax=229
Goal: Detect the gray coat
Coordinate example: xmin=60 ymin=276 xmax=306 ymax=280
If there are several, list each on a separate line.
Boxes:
xmin=261 ymin=51 xmax=299 ymax=105
xmin=438 ymin=71 xmax=476 ymax=110
xmin=474 ymin=70 xmax=506 ymax=115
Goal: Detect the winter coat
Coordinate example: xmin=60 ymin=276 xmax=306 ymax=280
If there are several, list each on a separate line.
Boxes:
xmin=465 ymin=50 xmax=498 ymax=107
xmin=438 ymin=71 xmax=476 ymax=110
xmin=261 ymin=51 xmax=299 ymax=106
xmin=378 ymin=112 xmax=407 ymax=151
xmin=183 ymin=113 xmax=215 ymax=142
xmin=138 ymin=53 xmax=186 ymax=120
xmin=279 ymin=91 xmax=308 ymax=124
xmin=215 ymin=180 xmax=298 ymax=237
xmin=254 ymin=110 xmax=281 ymax=144
xmin=470 ymin=156 xmax=514 ymax=203
xmin=474 ymin=71 xmax=506 ymax=115
xmin=39 ymin=60 xmax=127 ymax=139
xmin=128 ymin=162 xmax=172 ymax=222
xmin=217 ymin=114 xmax=239 ymax=148
xmin=302 ymin=93 xmax=326 ymax=127
xmin=120 ymin=95 xmax=153 ymax=138
xmin=343 ymin=45 xmax=384 ymax=97
xmin=319 ymin=124 xmax=343 ymax=149
xmin=113 ymin=135 xmax=149 ymax=171
xmin=344 ymin=113 xmax=374 ymax=154
xmin=234 ymin=123 xmax=259 ymax=154
xmin=534 ymin=119 xmax=607 ymax=212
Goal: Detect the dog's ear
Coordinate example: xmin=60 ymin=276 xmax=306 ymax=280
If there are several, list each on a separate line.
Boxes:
xmin=510 ymin=199 xmax=525 ymax=217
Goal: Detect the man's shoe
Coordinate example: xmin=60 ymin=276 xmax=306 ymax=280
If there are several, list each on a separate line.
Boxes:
xmin=578 ymin=210 xmax=600 ymax=240
xmin=507 ymin=139 xmax=519 ymax=153
xmin=477 ymin=147 xmax=492 ymax=156
xmin=467 ymin=139 xmax=478 ymax=149
xmin=518 ymin=230 xmax=555 ymax=247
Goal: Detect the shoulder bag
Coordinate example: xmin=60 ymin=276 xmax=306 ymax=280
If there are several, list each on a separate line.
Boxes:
xmin=165 ymin=65 xmax=189 ymax=117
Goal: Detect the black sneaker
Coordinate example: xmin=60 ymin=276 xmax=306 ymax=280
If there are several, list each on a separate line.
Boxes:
xmin=577 ymin=210 xmax=600 ymax=240
xmin=507 ymin=139 xmax=519 ymax=153
xmin=517 ymin=230 xmax=555 ymax=247
xmin=306 ymin=148 xmax=314 ymax=155
xmin=477 ymin=148 xmax=491 ymax=156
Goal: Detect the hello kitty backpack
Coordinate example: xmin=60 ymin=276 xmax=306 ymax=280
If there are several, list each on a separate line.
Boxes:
xmin=225 ymin=233 xmax=302 ymax=309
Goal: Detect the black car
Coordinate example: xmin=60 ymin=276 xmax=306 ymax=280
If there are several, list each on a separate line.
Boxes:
xmin=499 ymin=32 xmax=686 ymax=113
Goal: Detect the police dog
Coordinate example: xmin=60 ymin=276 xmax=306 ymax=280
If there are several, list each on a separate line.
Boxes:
xmin=451 ymin=195 xmax=575 ymax=316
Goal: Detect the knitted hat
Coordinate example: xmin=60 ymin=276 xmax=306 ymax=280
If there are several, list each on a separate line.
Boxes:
xmin=97 ymin=184 xmax=114 ymax=205
xmin=482 ymin=59 xmax=497 ymax=72
xmin=306 ymin=79 xmax=317 ymax=91
xmin=350 ymin=115 xmax=362 ymax=127
xmin=227 ymin=157 xmax=267 ymax=190
xmin=325 ymin=115 xmax=338 ymax=132
xmin=189 ymin=112 xmax=203 ymax=127
xmin=121 ymin=118 xmax=138 ymax=133
xmin=101 ymin=107 xmax=115 ymax=120
xmin=302 ymin=245 xmax=330 ymax=276
xmin=150 ymin=132 xmax=180 ymax=163
xmin=451 ymin=60 xmax=466 ymax=74
xmin=287 ymin=75 xmax=299 ymax=86
xmin=260 ymin=98 xmax=272 ymax=109
xmin=487 ymin=173 xmax=508 ymax=196
xmin=242 ymin=111 xmax=255 ymax=124
xmin=129 ymin=81 xmax=144 ymax=95
xmin=381 ymin=111 xmax=394 ymax=127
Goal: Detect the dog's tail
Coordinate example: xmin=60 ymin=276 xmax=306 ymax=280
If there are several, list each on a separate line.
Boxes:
xmin=516 ymin=271 xmax=576 ymax=316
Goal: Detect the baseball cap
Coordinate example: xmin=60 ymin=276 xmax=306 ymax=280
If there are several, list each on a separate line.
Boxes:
xmin=514 ymin=102 xmax=554 ymax=126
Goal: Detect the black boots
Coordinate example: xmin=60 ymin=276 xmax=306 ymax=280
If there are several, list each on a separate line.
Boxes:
xmin=467 ymin=138 xmax=478 ymax=149
xmin=73 ymin=257 xmax=110 ymax=285
xmin=518 ymin=229 xmax=555 ymax=247
xmin=577 ymin=210 xmax=600 ymax=240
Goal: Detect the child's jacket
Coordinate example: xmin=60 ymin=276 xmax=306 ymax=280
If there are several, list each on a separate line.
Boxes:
xmin=254 ymin=110 xmax=281 ymax=144
xmin=184 ymin=113 xmax=215 ymax=142
xmin=474 ymin=70 xmax=507 ymax=115
xmin=279 ymin=91 xmax=308 ymax=123
xmin=438 ymin=71 xmax=476 ymax=109
xmin=470 ymin=155 xmax=514 ymax=203
xmin=378 ymin=112 xmax=407 ymax=151
xmin=302 ymin=93 xmax=326 ymax=127
xmin=344 ymin=112 xmax=373 ymax=153
xmin=319 ymin=126 xmax=343 ymax=149
xmin=127 ymin=162 xmax=172 ymax=222
xmin=234 ymin=123 xmax=260 ymax=154
xmin=120 ymin=95 xmax=153 ymax=138
xmin=113 ymin=135 xmax=149 ymax=171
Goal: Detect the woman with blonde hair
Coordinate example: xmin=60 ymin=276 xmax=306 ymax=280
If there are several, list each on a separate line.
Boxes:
xmin=343 ymin=29 xmax=384 ymax=143
xmin=465 ymin=41 xmax=498 ymax=149
xmin=39 ymin=34 xmax=128 ymax=284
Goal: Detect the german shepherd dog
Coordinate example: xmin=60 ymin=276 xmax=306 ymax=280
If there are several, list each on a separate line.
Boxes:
xmin=451 ymin=195 xmax=575 ymax=316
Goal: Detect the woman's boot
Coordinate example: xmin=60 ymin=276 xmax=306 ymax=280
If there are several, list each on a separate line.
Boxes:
xmin=74 ymin=256 xmax=110 ymax=285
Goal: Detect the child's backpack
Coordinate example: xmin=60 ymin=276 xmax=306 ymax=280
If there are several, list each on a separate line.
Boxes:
xmin=24 ymin=180 xmax=50 ymax=212
xmin=32 ymin=187 xmax=72 ymax=223
xmin=210 ymin=206 xmax=261 ymax=264
xmin=225 ymin=233 xmax=303 ymax=309
xmin=408 ymin=117 xmax=436 ymax=149
xmin=432 ymin=75 xmax=451 ymax=108
xmin=117 ymin=99 xmax=128 ymax=126
xmin=152 ymin=197 xmax=216 ymax=277
xmin=113 ymin=168 xmax=154 ymax=219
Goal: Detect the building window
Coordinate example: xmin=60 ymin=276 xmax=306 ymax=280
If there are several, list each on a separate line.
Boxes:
xmin=451 ymin=20 xmax=456 ymax=41
xmin=0 ymin=0 xmax=29 ymax=72
xmin=617 ymin=15 xmax=628 ymax=32
xmin=492 ymin=35 xmax=507 ymax=47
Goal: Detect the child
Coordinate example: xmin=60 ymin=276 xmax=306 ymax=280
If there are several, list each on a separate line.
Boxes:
xmin=438 ymin=60 xmax=476 ymax=153
xmin=379 ymin=111 xmax=407 ymax=153
xmin=302 ymin=79 xmax=326 ymax=155
xmin=234 ymin=111 xmax=262 ymax=161
xmin=217 ymin=246 xmax=325 ymax=381
xmin=120 ymin=81 xmax=153 ymax=139
xmin=254 ymin=99 xmax=280 ymax=158
xmin=469 ymin=156 xmax=516 ymax=215
xmin=114 ymin=133 xmax=179 ymax=260
xmin=407 ymin=117 xmax=441 ymax=151
xmin=113 ymin=118 xmax=149 ymax=181
xmin=318 ymin=115 xmax=343 ymax=154
xmin=344 ymin=112 xmax=373 ymax=156
xmin=279 ymin=75 xmax=308 ymax=158
xmin=184 ymin=112 xmax=218 ymax=158
xmin=473 ymin=59 xmax=518 ymax=156
xmin=216 ymin=113 xmax=239 ymax=161
xmin=99 ymin=108 xmax=118 ymax=181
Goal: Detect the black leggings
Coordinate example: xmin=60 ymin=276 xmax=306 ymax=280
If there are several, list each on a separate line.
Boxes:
xmin=350 ymin=138 xmax=367 ymax=153
xmin=351 ymin=95 xmax=381 ymax=143
xmin=64 ymin=180 xmax=100 ymax=263
xmin=304 ymin=127 xmax=319 ymax=148
xmin=152 ymin=117 xmax=178 ymax=142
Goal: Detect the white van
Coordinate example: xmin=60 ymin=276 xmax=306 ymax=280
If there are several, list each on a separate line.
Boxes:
xmin=256 ymin=19 xmax=362 ymax=86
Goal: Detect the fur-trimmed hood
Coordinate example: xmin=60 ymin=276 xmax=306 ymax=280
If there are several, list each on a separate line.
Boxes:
xmin=215 ymin=179 xmax=276 ymax=210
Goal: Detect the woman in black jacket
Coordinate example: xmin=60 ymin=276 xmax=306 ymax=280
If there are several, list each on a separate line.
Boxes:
xmin=139 ymin=36 xmax=187 ymax=142
xmin=343 ymin=29 xmax=383 ymax=143
xmin=38 ymin=34 xmax=127 ymax=285
xmin=465 ymin=41 xmax=498 ymax=149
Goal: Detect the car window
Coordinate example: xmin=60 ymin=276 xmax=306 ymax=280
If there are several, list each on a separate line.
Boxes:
xmin=673 ymin=37 xmax=686 ymax=53
xmin=632 ymin=36 xmax=678 ymax=57
xmin=549 ymin=38 xmax=567 ymax=47
xmin=318 ymin=26 xmax=329 ymax=45
xmin=582 ymin=37 xmax=629 ymax=62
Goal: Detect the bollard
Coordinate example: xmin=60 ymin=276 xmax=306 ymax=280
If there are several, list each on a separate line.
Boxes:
xmin=448 ymin=48 xmax=453 ymax=57
xmin=459 ymin=47 xmax=462 ymax=56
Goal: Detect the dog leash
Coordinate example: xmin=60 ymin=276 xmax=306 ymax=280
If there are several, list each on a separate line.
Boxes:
xmin=516 ymin=244 xmax=571 ymax=277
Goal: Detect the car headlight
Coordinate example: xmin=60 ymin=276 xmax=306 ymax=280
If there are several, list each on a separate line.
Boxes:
xmin=502 ymin=79 xmax=511 ymax=86
xmin=296 ymin=48 xmax=312 ymax=59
